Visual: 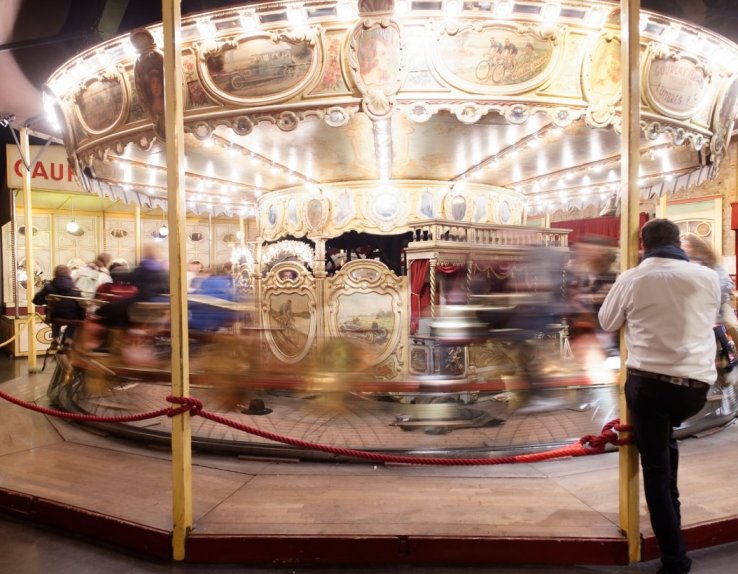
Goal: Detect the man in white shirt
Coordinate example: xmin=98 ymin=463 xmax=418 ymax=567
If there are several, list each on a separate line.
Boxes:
xmin=599 ymin=219 xmax=720 ymax=574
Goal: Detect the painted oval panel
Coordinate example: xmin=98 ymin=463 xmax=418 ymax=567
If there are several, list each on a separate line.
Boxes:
xmin=646 ymin=57 xmax=709 ymax=119
xmin=76 ymin=77 xmax=125 ymax=133
xmin=287 ymin=197 xmax=300 ymax=227
xmin=436 ymin=27 xmax=553 ymax=89
xmin=205 ymin=37 xmax=313 ymax=99
xmin=357 ymin=25 xmax=401 ymax=89
xmin=336 ymin=292 xmax=394 ymax=362
xmin=715 ymin=76 xmax=738 ymax=132
xmin=265 ymin=292 xmax=313 ymax=361
xmin=583 ymin=36 xmax=621 ymax=104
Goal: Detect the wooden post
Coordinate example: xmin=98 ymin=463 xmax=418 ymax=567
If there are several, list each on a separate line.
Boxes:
xmin=619 ymin=0 xmax=642 ymax=563
xmin=162 ymin=0 xmax=192 ymax=561
xmin=134 ymin=204 xmax=141 ymax=265
xmin=20 ymin=126 xmax=38 ymax=373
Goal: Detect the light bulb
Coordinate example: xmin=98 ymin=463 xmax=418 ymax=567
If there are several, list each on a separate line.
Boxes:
xmin=158 ymin=224 xmax=169 ymax=238
xmin=66 ymin=220 xmax=80 ymax=233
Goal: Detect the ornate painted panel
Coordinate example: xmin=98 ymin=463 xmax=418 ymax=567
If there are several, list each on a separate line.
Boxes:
xmin=644 ymin=47 xmax=712 ymax=121
xmin=583 ymin=35 xmax=621 ymax=106
xmin=433 ymin=22 xmax=559 ymax=93
xmin=197 ymin=32 xmax=318 ymax=104
xmin=262 ymin=262 xmax=317 ymax=363
xmin=74 ymin=71 xmax=128 ymax=135
xmin=308 ymin=28 xmax=350 ymax=96
xmin=326 ymin=260 xmax=405 ymax=377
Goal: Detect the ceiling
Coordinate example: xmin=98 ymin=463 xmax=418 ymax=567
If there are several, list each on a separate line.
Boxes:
xmin=2 ymin=0 xmax=738 ymax=219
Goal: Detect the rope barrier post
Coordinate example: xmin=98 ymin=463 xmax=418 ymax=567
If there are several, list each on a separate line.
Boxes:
xmin=618 ymin=0 xmax=642 ymax=563
xmin=162 ymin=0 xmax=192 ymax=561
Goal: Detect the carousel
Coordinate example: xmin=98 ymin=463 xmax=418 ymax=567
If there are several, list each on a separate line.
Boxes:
xmin=21 ymin=0 xmax=738 ymax=457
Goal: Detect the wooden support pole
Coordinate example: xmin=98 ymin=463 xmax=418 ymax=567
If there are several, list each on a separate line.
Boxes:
xmin=162 ymin=0 xmax=192 ymax=561
xmin=619 ymin=0 xmax=642 ymax=563
xmin=20 ymin=126 xmax=38 ymax=373
xmin=134 ymin=204 xmax=141 ymax=265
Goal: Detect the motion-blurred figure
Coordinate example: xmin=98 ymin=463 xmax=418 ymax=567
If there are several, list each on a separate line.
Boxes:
xmin=568 ymin=235 xmax=619 ymax=364
xmin=34 ymin=264 xmax=85 ymax=340
xmin=501 ymin=246 xmax=570 ymax=412
xmin=73 ymin=253 xmax=112 ymax=299
xmin=94 ymin=262 xmax=138 ymax=303
xmin=682 ymin=233 xmax=738 ymax=359
xmin=190 ymin=261 xmax=238 ymax=332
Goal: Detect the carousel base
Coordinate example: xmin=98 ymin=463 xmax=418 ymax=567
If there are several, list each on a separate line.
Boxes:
xmin=2 ymin=367 xmax=738 ymax=566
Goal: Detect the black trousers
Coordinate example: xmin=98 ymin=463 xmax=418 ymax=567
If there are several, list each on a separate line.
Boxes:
xmin=625 ymin=374 xmax=709 ymax=571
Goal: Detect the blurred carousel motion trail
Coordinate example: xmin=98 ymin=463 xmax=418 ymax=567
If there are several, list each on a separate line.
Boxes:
xmin=3 ymin=291 xmax=738 ymax=566
xmin=42 ymin=291 xmax=738 ymax=460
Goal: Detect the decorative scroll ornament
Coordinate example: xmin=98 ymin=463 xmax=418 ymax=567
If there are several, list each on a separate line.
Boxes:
xmin=131 ymin=28 xmax=165 ymax=140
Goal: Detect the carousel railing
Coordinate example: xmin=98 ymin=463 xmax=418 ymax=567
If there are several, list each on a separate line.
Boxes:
xmin=407 ymin=220 xmax=569 ymax=248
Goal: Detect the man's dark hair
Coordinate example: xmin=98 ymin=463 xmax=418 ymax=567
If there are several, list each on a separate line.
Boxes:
xmin=641 ymin=218 xmax=680 ymax=250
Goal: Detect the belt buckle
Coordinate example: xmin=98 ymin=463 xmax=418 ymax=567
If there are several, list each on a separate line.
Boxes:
xmin=668 ymin=376 xmax=685 ymax=386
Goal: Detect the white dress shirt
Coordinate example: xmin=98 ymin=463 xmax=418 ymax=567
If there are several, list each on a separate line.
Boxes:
xmin=598 ymin=256 xmax=721 ymax=384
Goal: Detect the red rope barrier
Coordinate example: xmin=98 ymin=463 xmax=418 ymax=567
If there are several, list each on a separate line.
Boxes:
xmin=0 ymin=388 xmax=632 ymax=465
xmin=0 ymin=389 xmax=171 ymax=423
xmin=167 ymin=396 xmax=632 ymax=465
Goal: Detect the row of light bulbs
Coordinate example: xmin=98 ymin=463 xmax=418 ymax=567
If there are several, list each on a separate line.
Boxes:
xmin=516 ymin=141 xmax=674 ymax=196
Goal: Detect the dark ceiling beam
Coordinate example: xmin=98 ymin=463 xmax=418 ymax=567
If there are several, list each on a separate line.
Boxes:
xmin=97 ymin=0 xmax=132 ymax=40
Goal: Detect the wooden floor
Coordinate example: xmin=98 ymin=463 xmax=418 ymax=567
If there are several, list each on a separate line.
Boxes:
xmin=1 ymin=368 xmax=738 ymax=565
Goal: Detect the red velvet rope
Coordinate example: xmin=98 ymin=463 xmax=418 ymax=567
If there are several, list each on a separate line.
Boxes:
xmin=0 ymin=388 xmax=632 ymax=465
xmin=0 ymin=389 xmax=171 ymax=423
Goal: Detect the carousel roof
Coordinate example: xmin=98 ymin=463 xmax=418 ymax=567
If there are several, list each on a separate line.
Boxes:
xmin=28 ymin=0 xmax=738 ymax=225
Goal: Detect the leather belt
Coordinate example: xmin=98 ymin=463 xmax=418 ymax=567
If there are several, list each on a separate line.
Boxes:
xmin=626 ymin=368 xmax=709 ymax=389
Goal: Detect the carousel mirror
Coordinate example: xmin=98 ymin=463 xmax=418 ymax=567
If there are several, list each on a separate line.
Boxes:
xmin=17 ymin=258 xmax=44 ymax=291
xmin=17 ymin=225 xmax=39 ymax=237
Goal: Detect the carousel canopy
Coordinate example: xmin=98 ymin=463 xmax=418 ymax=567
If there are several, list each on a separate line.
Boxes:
xmin=31 ymin=0 xmax=738 ymax=231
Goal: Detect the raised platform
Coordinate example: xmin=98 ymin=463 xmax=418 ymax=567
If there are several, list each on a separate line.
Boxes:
xmin=1 ymin=370 xmax=737 ymax=566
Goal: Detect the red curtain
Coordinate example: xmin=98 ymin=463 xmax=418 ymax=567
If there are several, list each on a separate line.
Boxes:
xmin=474 ymin=261 xmax=516 ymax=278
xmin=410 ymin=259 xmax=430 ymax=334
xmin=554 ymin=213 xmax=649 ymax=244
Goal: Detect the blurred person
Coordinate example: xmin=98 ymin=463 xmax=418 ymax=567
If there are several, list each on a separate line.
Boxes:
xmin=681 ymin=234 xmax=738 ymax=357
xmin=33 ymin=264 xmax=85 ymax=340
xmin=186 ymin=260 xmax=204 ymax=293
xmin=568 ymin=235 xmax=619 ymax=362
xmin=496 ymin=246 xmax=570 ymax=412
xmin=72 ymin=253 xmax=112 ymax=299
xmin=96 ymin=243 xmax=168 ymax=330
xmin=599 ymin=219 xmax=720 ymax=574
xmin=81 ymin=262 xmax=138 ymax=354
xmin=128 ymin=242 xmax=169 ymax=302
xmin=94 ymin=261 xmax=138 ymax=303
xmin=190 ymin=261 xmax=238 ymax=332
